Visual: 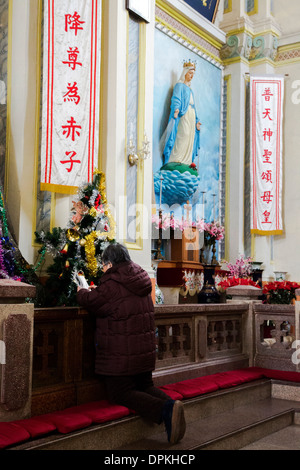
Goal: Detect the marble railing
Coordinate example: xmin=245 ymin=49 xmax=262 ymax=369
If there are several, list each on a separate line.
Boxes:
xmin=21 ymin=300 xmax=300 ymax=416
xmin=31 ymin=303 xmax=250 ymax=414
xmin=154 ymin=304 xmax=248 ymax=376
xmin=253 ymin=303 xmax=300 ymax=372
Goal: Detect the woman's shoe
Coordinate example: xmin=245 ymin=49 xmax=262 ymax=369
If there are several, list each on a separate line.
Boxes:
xmin=162 ymin=400 xmax=186 ymax=445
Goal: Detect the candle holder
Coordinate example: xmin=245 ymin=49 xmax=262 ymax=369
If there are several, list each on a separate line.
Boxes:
xmin=154 ymin=209 xmax=164 ymax=261
xmin=128 ymin=133 xmax=150 ymax=166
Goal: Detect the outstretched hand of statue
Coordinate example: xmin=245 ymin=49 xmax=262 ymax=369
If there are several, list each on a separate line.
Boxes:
xmin=174 ymin=108 xmax=180 ymax=119
xmin=196 ymin=121 xmax=202 ymax=131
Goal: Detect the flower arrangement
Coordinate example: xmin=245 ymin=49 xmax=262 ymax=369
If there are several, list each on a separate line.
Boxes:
xmin=151 ymin=214 xmax=183 ymax=231
xmin=263 ymin=281 xmax=300 ymax=304
xmin=204 ymin=221 xmax=225 ymax=246
xmin=151 ymin=214 xmax=224 ymax=238
xmin=217 ymin=276 xmax=260 ymax=293
xmin=225 ymin=255 xmax=253 ymax=279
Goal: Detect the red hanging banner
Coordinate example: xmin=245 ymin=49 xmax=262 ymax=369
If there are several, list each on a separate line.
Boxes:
xmin=41 ymin=0 xmax=102 ymax=194
xmin=250 ymin=76 xmax=284 ymax=235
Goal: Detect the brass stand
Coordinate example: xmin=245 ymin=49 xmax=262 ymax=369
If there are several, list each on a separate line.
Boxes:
xmin=155 ymin=209 xmax=164 ymax=260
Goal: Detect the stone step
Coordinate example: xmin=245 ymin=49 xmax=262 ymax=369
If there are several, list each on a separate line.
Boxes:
xmin=119 ymin=398 xmax=297 ymax=451
xmin=13 ymin=378 xmax=278 ymax=450
xmin=240 ymin=423 xmax=300 ymax=450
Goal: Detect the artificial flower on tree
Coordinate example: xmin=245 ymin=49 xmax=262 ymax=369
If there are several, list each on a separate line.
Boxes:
xmin=263 ymin=281 xmax=300 ymax=305
xmin=35 ymin=170 xmax=116 ymax=307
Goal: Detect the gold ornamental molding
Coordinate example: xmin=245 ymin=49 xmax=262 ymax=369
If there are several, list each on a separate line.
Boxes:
xmin=155 ymin=0 xmax=224 ymax=68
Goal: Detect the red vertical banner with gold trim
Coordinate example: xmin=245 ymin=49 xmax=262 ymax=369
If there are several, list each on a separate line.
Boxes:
xmin=41 ymin=0 xmax=102 ymax=194
xmin=250 ymin=76 xmax=284 ymax=235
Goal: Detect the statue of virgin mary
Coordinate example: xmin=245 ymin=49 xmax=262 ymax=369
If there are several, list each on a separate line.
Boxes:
xmin=162 ymin=61 xmax=201 ymax=167
xmin=153 ymin=61 xmax=202 ymax=207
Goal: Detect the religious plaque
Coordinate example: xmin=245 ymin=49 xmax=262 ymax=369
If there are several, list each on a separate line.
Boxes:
xmin=183 ymin=0 xmax=220 ymax=23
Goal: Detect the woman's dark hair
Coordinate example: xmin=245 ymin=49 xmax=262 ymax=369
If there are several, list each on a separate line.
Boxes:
xmin=101 ymin=243 xmax=131 ymax=266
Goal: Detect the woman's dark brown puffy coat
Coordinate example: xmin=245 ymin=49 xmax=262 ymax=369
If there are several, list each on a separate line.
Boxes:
xmin=76 ymin=261 xmax=156 ymax=376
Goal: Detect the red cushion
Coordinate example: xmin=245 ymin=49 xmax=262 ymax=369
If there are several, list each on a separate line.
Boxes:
xmin=0 ymin=422 xmax=30 ymax=449
xmin=158 ymin=387 xmax=183 ymax=401
xmin=163 ymin=377 xmax=219 ymax=399
xmin=231 ymin=368 xmax=266 ymax=381
xmin=35 ymin=410 xmax=92 ymax=434
xmin=256 ymin=368 xmax=300 ymax=383
xmin=210 ymin=371 xmax=245 ymax=388
xmin=13 ymin=417 xmax=56 ymax=438
xmin=69 ymin=400 xmax=131 ymax=424
xmin=209 ymin=369 xmax=265 ymax=389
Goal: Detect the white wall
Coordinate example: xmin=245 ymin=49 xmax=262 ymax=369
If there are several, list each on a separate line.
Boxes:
xmin=6 ymin=0 xmax=39 ymax=262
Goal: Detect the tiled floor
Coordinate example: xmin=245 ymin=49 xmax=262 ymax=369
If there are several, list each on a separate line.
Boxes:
xmin=241 ymin=425 xmax=300 ymax=450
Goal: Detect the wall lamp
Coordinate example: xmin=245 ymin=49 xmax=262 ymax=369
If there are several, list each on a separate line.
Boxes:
xmin=128 ymin=133 xmax=150 ymax=166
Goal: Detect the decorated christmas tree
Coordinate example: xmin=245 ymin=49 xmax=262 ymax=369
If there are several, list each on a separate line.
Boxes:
xmin=0 ymin=185 xmax=40 ymax=286
xmin=35 ymin=170 xmax=116 ymax=306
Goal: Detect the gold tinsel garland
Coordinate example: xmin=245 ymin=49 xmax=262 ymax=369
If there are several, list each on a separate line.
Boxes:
xmin=84 ymin=170 xmax=116 ymax=277
xmin=85 ymin=231 xmax=99 ymax=277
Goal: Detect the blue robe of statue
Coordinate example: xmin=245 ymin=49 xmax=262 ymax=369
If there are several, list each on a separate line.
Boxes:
xmin=163 ymin=82 xmax=200 ymax=165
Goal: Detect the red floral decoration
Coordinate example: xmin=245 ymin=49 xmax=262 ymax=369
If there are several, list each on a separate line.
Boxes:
xmin=218 ymin=277 xmax=260 ymax=291
xmin=262 ymin=281 xmax=300 ymax=304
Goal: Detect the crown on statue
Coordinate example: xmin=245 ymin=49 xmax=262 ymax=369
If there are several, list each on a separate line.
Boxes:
xmin=183 ymin=60 xmax=196 ymax=69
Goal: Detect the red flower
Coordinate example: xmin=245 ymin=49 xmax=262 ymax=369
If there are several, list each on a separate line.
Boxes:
xmin=218 ymin=277 xmax=259 ymax=290
xmin=263 ymin=281 xmax=300 ymax=294
xmin=262 ymin=280 xmax=300 ymax=304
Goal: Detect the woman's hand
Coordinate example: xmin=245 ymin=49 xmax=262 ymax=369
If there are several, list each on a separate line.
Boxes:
xmin=174 ymin=109 xmax=179 ymax=119
xmin=196 ymin=121 xmax=201 ymax=131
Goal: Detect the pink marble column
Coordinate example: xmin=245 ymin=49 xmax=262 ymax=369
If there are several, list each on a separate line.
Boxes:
xmin=0 ymin=279 xmax=36 ymax=422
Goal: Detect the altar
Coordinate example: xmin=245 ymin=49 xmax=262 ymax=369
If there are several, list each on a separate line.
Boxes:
xmin=155 ymin=224 xmax=224 ymax=304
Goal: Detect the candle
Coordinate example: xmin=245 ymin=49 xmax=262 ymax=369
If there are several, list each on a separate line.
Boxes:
xmin=212 ymin=194 xmax=216 ymax=222
xmin=201 ymin=191 xmax=206 ymax=220
xmin=159 ymin=175 xmax=164 ymax=209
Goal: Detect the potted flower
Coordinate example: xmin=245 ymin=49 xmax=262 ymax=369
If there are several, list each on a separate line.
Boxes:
xmin=216 ymin=277 xmax=260 ymax=302
xmin=263 ymin=281 xmax=300 ymax=304
xmin=217 ymin=277 xmax=260 ymax=291
xmin=225 ymin=255 xmax=253 ymax=279
xmin=200 ymin=221 xmax=225 ymax=265
xmin=204 ymin=221 xmax=225 ymax=246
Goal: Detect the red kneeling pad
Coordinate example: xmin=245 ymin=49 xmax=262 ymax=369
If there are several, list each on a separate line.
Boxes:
xmin=162 ymin=377 xmax=219 ymax=399
xmin=210 ymin=368 xmax=265 ymax=389
xmin=0 ymin=422 xmax=30 ymax=449
xmin=158 ymin=387 xmax=183 ymax=401
xmin=35 ymin=410 xmax=92 ymax=434
xmin=13 ymin=417 xmax=56 ymax=438
xmin=68 ymin=400 xmax=131 ymax=424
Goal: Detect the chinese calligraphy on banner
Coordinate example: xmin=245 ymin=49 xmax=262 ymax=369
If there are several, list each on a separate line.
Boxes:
xmin=250 ymin=76 xmax=284 ymax=235
xmin=41 ymin=0 xmax=102 ymax=194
